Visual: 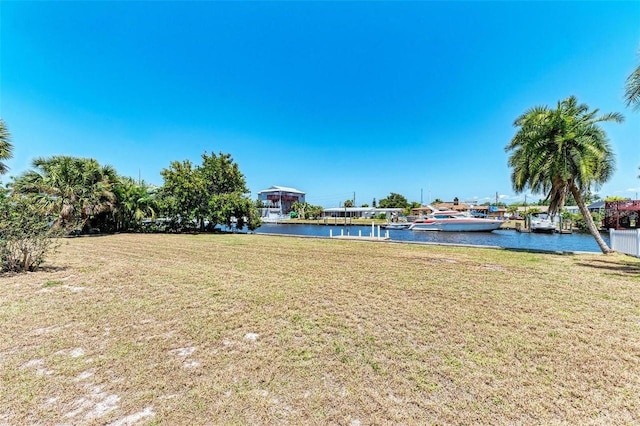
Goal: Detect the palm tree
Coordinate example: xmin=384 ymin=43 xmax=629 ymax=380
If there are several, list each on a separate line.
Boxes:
xmin=505 ymin=96 xmax=623 ymax=254
xmin=0 ymin=119 xmax=13 ymax=175
xmin=12 ymin=156 xmax=117 ymax=230
xmin=113 ymin=177 xmax=157 ymax=231
xmin=625 ymin=55 xmax=640 ymax=110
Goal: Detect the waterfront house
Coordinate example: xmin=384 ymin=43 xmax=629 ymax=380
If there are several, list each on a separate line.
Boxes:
xmin=257 ymin=186 xmax=305 ymax=219
xmin=604 ymin=200 xmax=640 ymax=229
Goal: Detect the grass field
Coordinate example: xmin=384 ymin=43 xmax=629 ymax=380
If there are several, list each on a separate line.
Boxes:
xmin=1 ymin=233 xmax=639 ymax=424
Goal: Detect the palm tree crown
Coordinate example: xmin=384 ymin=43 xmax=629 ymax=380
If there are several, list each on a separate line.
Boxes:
xmin=625 ymin=60 xmax=640 ymax=110
xmin=0 ymin=119 xmax=13 ymax=175
xmin=505 ymin=96 xmax=623 ymax=253
xmin=13 ymin=156 xmax=117 ymax=229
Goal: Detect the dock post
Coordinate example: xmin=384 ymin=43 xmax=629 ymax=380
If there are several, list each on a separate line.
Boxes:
xmin=386 ymin=230 xmax=389 ymax=239
xmin=330 ymin=229 xmax=333 ymax=238
xmin=371 ymin=222 xmax=374 ymax=238
xmin=377 ymin=225 xmax=381 ymax=239
xmin=359 ymin=230 xmax=362 ymax=237
xmin=340 ymin=229 xmax=344 ymax=236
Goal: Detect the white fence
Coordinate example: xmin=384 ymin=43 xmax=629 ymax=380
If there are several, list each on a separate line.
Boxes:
xmin=610 ymin=229 xmax=640 ymax=257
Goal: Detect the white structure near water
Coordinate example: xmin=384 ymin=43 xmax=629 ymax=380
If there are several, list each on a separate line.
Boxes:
xmin=610 ymin=229 xmax=640 ymax=257
xmin=257 ymin=185 xmax=306 ymax=221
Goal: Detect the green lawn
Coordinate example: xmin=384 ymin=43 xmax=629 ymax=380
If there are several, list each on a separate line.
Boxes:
xmin=1 ymin=233 xmax=639 ymax=424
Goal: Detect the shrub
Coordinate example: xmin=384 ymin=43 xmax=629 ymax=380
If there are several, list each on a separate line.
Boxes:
xmin=0 ymin=195 xmax=61 ymax=272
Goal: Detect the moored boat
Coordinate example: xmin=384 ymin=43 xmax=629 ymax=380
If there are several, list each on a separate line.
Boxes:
xmin=530 ymin=215 xmax=556 ymax=233
xmin=381 ymin=222 xmax=411 ymax=230
xmin=408 ymin=209 xmax=503 ymax=232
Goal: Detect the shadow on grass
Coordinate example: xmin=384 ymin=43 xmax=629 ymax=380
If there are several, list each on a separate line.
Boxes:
xmin=38 ymin=265 xmax=69 ymax=273
xmin=574 ymin=258 xmax=640 ymax=278
xmin=0 ymin=265 xmax=68 ymax=278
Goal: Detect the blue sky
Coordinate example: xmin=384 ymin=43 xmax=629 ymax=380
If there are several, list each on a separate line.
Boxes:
xmin=2 ymin=1 xmax=639 ymax=207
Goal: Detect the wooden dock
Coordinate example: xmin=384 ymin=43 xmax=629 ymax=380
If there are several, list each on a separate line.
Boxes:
xmin=329 ymin=224 xmax=389 ymax=240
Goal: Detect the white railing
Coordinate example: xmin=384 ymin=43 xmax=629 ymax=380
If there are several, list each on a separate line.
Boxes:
xmin=610 ymin=229 xmax=640 ymax=257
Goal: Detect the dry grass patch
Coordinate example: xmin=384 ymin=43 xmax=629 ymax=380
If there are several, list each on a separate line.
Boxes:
xmin=1 ymin=233 xmax=639 ymax=424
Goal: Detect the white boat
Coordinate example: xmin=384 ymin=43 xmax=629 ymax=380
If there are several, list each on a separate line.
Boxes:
xmin=381 ymin=222 xmax=411 ymax=230
xmin=408 ymin=209 xmax=503 ymax=232
xmin=530 ymin=215 xmax=556 ymax=233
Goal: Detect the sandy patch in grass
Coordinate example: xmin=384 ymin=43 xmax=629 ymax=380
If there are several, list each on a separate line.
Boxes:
xmin=108 ymin=406 xmax=155 ymax=426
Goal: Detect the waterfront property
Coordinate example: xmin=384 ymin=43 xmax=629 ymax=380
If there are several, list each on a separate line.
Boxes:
xmin=257 ymin=185 xmax=305 ymax=219
xmin=605 ymin=200 xmax=640 ymax=230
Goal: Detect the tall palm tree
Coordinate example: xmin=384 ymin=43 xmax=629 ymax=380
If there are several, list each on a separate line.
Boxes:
xmin=505 ymin=96 xmax=623 ymax=254
xmin=625 ymin=56 xmax=640 ymax=110
xmin=0 ymin=119 xmax=13 ymax=175
xmin=12 ymin=156 xmax=117 ymax=229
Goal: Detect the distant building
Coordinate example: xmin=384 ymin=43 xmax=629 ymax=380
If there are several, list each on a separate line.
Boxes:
xmin=604 ymin=200 xmax=640 ymax=229
xmin=588 ymin=201 xmax=606 ymax=214
xmin=322 ymin=207 xmax=403 ymax=219
xmin=257 ymin=185 xmax=306 ymax=218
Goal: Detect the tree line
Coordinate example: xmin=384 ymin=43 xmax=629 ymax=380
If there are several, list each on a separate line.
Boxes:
xmin=0 ymin=122 xmax=259 ymax=271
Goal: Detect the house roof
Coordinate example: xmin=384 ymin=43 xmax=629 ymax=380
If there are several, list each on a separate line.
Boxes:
xmin=257 ymin=185 xmax=306 ymax=195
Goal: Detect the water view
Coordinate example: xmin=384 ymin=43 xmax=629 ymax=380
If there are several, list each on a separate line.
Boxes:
xmin=255 ymin=223 xmax=610 ymax=253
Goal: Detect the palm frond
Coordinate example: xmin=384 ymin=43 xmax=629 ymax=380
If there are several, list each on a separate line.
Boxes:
xmin=625 ymin=62 xmax=640 ymax=110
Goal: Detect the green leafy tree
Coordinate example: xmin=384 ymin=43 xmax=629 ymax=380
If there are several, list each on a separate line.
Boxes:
xmin=343 ymin=199 xmax=354 ymax=207
xmin=160 ymin=152 xmax=257 ymax=231
xmin=13 ymin=156 xmax=117 ymax=231
xmin=200 ymin=152 xmax=248 ymax=196
xmin=291 ymin=201 xmax=307 ymax=219
xmin=379 ymin=192 xmax=408 ymax=209
xmin=0 ymin=119 xmax=13 ymax=175
xmin=209 ymin=192 xmax=260 ymax=231
xmin=604 ymin=196 xmax=630 ymax=202
xmin=306 ymin=204 xmax=324 ymax=219
xmin=505 ymin=96 xmax=623 ymax=253
xmin=291 ymin=201 xmax=324 ymax=220
xmin=159 ymin=159 xmax=203 ymax=230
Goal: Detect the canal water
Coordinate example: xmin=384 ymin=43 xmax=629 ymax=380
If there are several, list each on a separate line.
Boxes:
xmin=254 ymin=223 xmax=610 ymax=253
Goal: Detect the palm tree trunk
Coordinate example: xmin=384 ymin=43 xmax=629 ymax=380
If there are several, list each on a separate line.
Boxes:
xmin=570 ymin=183 xmax=612 ymax=254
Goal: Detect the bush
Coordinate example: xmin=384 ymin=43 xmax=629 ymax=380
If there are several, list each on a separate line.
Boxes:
xmin=0 ymin=195 xmax=61 ymax=272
